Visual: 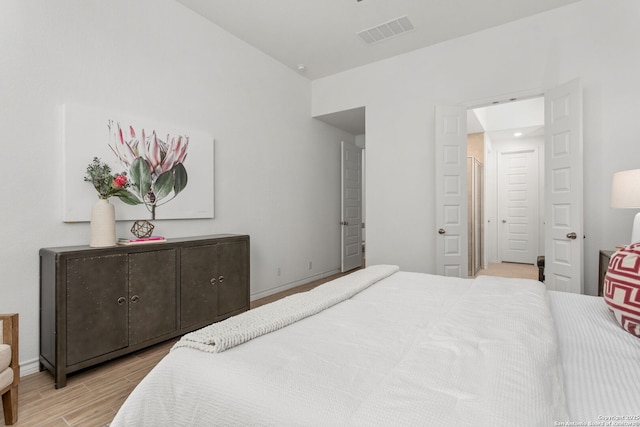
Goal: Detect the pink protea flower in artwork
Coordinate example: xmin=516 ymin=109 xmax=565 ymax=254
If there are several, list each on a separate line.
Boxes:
xmin=107 ymin=120 xmax=189 ymax=219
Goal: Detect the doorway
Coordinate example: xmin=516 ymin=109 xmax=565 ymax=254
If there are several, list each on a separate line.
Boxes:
xmin=313 ymin=107 xmax=366 ymax=273
xmin=437 ymin=80 xmax=583 ymax=290
xmin=467 ymin=96 xmax=545 ymax=276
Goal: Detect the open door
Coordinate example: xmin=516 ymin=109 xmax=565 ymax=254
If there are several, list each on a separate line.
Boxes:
xmin=544 ymin=79 xmax=583 ymax=293
xmin=341 ymin=140 xmax=363 ymax=272
xmin=435 ymin=106 xmax=468 ymax=277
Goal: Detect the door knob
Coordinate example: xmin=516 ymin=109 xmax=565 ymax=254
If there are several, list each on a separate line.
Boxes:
xmin=502 ymin=219 xmax=507 ymax=223
xmin=566 ymin=232 xmax=577 ymax=240
xmin=340 ymin=221 xmax=349 ymax=226
xmin=438 ymin=228 xmax=445 ymax=235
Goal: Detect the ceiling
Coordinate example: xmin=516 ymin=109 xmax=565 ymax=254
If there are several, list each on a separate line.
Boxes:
xmin=175 ymin=0 xmax=578 ymax=135
xmin=175 ymin=0 xmax=580 ymax=80
xmin=470 ymin=96 xmax=545 ymax=141
xmin=314 ymin=107 xmax=366 ymax=135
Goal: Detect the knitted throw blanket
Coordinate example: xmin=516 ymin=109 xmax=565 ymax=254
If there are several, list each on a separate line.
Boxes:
xmin=172 ymin=265 xmax=400 ymax=353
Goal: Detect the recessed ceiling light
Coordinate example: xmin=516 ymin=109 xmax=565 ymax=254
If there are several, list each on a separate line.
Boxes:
xmin=514 ymin=132 xmax=523 ymax=137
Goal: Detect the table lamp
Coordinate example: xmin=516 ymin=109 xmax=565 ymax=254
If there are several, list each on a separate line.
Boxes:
xmin=611 ymin=169 xmax=640 ymax=244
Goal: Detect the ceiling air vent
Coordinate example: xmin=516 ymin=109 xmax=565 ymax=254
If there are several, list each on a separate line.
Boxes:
xmin=357 ymin=16 xmax=415 ymax=45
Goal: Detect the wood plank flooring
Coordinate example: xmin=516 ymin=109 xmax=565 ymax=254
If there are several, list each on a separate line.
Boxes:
xmin=476 ymin=261 xmax=538 ymax=280
xmin=3 ymin=339 xmax=174 ymax=427
xmin=2 ymin=271 xmax=349 ymax=427
xmin=3 ymin=263 xmax=535 ymax=426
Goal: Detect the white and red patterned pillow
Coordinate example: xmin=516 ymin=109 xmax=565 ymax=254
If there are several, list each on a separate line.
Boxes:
xmin=604 ymin=243 xmax=640 ymax=338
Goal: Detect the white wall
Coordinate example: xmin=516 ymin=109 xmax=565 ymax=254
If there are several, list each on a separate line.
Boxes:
xmin=0 ymin=0 xmax=354 ymax=373
xmin=474 ymin=97 xmax=545 ymax=132
xmin=312 ymin=0 xmax=640 ymax=295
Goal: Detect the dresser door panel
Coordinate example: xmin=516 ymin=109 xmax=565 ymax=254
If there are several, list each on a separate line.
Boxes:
xmin=180 ymin=245 xmax=220 ymax=329
xmin=129 ymin=249 xmax=178 ymax=345
xmin=66 ymin=254 xmax=128 ymax=365
xmin=217 ymin=241 xmax=249 ymax=317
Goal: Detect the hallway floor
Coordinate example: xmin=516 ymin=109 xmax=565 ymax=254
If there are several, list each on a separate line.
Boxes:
xmin=475 ymin=262 xmax=539 ymax=280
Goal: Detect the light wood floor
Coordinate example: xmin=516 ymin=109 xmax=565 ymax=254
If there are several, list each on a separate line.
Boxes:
xmin=2 ymin=270 xmax=351 ymax=427
xmin=4 ymin=263 xmax=536 ymax=426
xmin=476 ymin=261 xmax=539 ymax=280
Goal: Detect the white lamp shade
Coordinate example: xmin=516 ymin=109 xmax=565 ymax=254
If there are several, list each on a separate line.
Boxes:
xmin=612 ymin=168 xmax=640 ymax=244
xmin=611 ymin=169 xmax=640 ymax=208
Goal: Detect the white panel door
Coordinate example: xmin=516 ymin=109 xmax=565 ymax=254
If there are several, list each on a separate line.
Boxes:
xmin=435 ymin=106 xmax=468 ymax=277
xmin=498 ymin=149 xmax=538 ymax=264
xmin=341 ymin=140 xmax=363 ymax=272
xmin=544 ymin=79 xmax=583 ymax=293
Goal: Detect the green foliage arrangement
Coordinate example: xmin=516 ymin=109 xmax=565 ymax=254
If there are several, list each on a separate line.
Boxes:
xmin=84 ymin=157 xmax=139 ymax=202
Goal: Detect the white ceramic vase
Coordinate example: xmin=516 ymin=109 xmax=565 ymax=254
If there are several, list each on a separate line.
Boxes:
xmin=90 ymin=198 xmax=116 ymax=247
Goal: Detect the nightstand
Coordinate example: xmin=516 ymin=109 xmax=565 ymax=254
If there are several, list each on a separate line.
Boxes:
xmin=598 ymin=250 xmax=615 ymax=296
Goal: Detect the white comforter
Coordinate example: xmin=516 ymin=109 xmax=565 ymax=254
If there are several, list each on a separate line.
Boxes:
xmin=112 ymin=269 xmax=568 ymax=426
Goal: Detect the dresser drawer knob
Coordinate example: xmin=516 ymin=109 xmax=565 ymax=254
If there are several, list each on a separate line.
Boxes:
xmin=117 ymin=297 xmax=126 ymax=305
xmin=130 ymin=295 xmax=140 ymax=303
xmin=210 ymin=278 xmax=217 ymax=285
xmin=218 ymin=275 xmax=225 ymax=283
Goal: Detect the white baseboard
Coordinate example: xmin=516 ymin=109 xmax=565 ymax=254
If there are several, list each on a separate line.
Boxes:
xmin=20 ymin=357 xmax=41 ymax=377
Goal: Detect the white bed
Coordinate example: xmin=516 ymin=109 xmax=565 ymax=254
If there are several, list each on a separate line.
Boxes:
xmin=112 ymin=266 xmax=640 ymax=426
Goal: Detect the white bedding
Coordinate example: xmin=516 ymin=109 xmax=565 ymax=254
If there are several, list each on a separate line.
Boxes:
xmin=112 ymin=269 xmax=570 ymax=426
xmin=549 ymin=290 xmax=640 ymax=421
xmin=174 ymin=265 xmax=400 ymax=353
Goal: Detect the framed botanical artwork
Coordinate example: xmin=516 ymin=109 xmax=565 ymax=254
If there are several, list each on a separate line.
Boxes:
xmin=62 ymin=103 xmax=214 ymax=222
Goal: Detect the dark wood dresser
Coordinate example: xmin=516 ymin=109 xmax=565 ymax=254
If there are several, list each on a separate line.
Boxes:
xmin=39 ymin=234 xmax=249 ymax=388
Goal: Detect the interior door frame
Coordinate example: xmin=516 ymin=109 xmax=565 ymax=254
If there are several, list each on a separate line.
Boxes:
xmin=464 ymin=92 xmax=545 ymax=276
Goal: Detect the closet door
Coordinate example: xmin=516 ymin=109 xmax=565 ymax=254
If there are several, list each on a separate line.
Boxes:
xmin=498 ymin=149 xmax=538 ymax=264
